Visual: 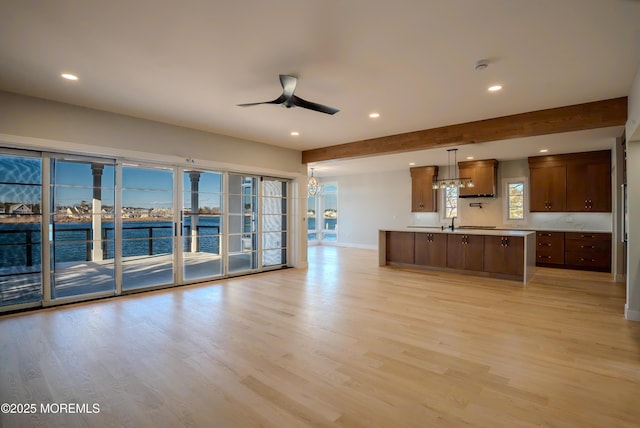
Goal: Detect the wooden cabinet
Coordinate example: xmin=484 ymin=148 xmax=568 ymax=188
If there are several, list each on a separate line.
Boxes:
xmin=446 ymin=234 xmax=484 ymax=271
xmin=381 ymin=230 xmax=532 ymax=283
xmin=484 ymin=236 xmax=524 ymax=276
xmin=566 ymin=151 xmax=611 ymax=212
xmin=385 ymin=231 xmax=414 ymax=264
xmin=534 ymin=230 xmax=611 ymax=272
xmin=415 ymin=232 xmax=447 ymax=267
xmin=529 ymin=164 xmax=566 ymax=211
xmin=457 ymin=159 xmax=498 ymax=198
xmin=535 ymin=231 xmax=565 ymax=265
xmin=565 ymin=232 xmax=611 ymax=272
xmin=410 ymin=166 xmax=438 ymax=212
xmin=529 ymin=150 xmax=611 ymax=213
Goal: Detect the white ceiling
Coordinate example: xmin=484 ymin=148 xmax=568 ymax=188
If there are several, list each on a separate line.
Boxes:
xmin=0 ymin=1 xmax=638 ymax=176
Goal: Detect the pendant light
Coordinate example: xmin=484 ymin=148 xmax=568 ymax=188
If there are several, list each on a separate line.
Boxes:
xmin=431 ymin=149 xmax=474 ymax=190
xmin=308 ymin=168 xmax=320 ymax=196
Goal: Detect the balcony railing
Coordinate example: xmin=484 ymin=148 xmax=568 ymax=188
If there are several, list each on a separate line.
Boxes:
xmin=0 ymin=224 xmax=220 ymax=272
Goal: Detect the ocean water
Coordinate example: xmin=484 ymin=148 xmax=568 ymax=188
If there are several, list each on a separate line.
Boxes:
xmin=0 ymin=217 xmax=221 ymax=269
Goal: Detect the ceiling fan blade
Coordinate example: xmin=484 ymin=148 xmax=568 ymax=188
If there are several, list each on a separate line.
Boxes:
xmin=291 ymin=95 xmax=339 ymax=115
xmin=279 ymin=75 xmax=297 ymax=99
xmin=237 ymin=93 xmax=288 ymax=107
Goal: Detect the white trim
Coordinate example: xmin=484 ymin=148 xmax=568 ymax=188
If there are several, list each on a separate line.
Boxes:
xmin=502 ymin=176 xmax=529 ymax=227
xmin=440 ymin=186 xmax=462 ymax=223
xmin=333 ymin=242 xmax=377 ymax=250
xmin=625 ymin=304 xmax=640 ymax=322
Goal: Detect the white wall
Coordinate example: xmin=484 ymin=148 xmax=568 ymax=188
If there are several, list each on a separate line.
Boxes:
xmin=0 ymin=90 xmax=309 ymax=268
xmin=0 ymin=91 xmax=304 ymax=176
xmin=335 ymin=170 xmax=436 ymax=248
xmin=627 ymin=64 xmax=640 ymax=141
xmin=626 ymin=63 xmax=640 ymax=320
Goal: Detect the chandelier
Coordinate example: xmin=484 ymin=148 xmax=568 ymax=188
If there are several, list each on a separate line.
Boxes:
xmin=432 ymin=148 xmax=474 ymax=190
xmin=308 ymin=168 xmax=320 ymax=196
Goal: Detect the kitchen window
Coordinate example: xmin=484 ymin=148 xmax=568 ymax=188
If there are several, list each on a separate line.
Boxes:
xmin=504 ymin=177 xmax=528 ymax=224
xmin=444 ymin=185 xmax=458 ymax=219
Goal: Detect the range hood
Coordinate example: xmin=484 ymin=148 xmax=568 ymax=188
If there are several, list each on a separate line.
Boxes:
xmin=458 ymin=159 xmax=498 ymax=198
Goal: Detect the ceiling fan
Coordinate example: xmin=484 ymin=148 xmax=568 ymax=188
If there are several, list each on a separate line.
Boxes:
xmin=237 ymin=74 xmax=339 ymax=115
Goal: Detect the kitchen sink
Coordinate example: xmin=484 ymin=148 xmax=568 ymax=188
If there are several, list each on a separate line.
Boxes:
xmin=456 ymin=225 xmax=497 ymax=229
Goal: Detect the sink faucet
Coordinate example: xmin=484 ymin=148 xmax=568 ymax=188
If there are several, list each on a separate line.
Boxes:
xmin=450 ymin=216 xmax=455 ymax=231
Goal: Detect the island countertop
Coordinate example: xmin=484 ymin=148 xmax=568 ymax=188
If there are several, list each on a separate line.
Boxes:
xmin=386 ymin=227 xmax=536 ymax=237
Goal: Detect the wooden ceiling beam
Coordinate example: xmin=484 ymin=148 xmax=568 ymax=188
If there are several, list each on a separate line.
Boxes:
xmin=301 ymin=97 xmax=627 ymax=164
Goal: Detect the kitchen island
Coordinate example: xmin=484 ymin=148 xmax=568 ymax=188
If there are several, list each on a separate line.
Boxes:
xmin=379 ymin=228 xmax=536 ymax=284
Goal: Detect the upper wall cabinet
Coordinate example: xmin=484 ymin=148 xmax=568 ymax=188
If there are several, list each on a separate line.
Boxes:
xmin=528 ymin=150 xmax=611 ymax=213
xmin=529 ymin=158 xmax=567 ymax=211
xmin=565 ymin=151 xmax=612 ymax=212
xmin=457 ymin=159 xmax=498 ymax=198
xmin=410 ymin=166 xmax=438 ymax=212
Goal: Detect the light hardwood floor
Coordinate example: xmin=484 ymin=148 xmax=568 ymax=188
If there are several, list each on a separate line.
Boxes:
xmin=1 ymin=246 xmax=639 ymax=427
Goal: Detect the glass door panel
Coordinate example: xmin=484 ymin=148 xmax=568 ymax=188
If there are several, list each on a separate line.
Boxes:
xmin=0 ymin=153 xmax=42 ymax=309
xmin=182 ymin=170 xmax=223 ymax=282
xmin=50 ymin=158 xmax=116 ymax=299
xmin=321 ymin=184 xmax=338 ymax=242
xmin=121 ymin=165 xmax=174 ymax=290
xmin=307 ymin=195 xmax=317 ymax=241
xmin=262 ymin=179 xmax=287 ymax=267
xmin=228 ymin=174 xmax=257 ymax=274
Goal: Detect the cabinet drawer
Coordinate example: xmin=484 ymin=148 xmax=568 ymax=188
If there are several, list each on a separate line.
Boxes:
xmin=565 ymin=252 xmax=610 ymax=269
xmin=565 ymin=232 xmax=611 ymax=271
xmin=565 ymin=240 xmax=611 ymax=254
xmin=536 ymin=248 xmax=564 ymax=265
xmin=536 ymin=231 xmax=564 ymax=265
xmin=565 ymin=232 xmax=611 ymax=253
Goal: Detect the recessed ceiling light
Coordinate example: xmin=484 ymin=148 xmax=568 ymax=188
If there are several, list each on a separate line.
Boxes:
xmin=409 ymin=162 xmax=416 ymax=166
xmin=290 ymin=131 xmax=299 ymax=136
xmin=61 ymin=73 xmax=78 ymax=81
xmin=488 ymin=85 xmax=502 ymax=92
xmin=539 ymin=149 xmax=549 ymax=153
xmin=369 ymin=112 xmax=380 ymax=118
xmin=466 ymin=156 xmax=474 ymax=160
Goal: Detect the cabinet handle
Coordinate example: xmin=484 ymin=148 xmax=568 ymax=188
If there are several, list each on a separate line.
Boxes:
xmin=538 ymin=255 xmax=551 ymax=259
xmin=581 ymin=235 xmax=595 ymax=238
xmin=538 ymin=243 xmax=551 ymax=246
xmin=580 ymin=245 xmax=595 ymax=249
xmin=539 ymin=233 xmax=552 ymax=237
xmin=580 ymin=258 xmax=595 ymax=262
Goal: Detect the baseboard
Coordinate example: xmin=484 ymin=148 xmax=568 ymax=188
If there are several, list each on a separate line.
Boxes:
xmin=615 ymin=273 xmax=626 ymax=283
xmin=625 ymin=305 xmax=640 ymax=322
xmin=332 ymin=242 xmax=377 ymax=250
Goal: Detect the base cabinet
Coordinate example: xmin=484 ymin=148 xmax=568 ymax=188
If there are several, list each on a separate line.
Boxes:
xmin=565 ymin=232 xmax=611 ymax=272
xmin=415 ymin=233 xmax=447 ymax=267
xmin=484 ymin=236 xmax=524 ymax=276
xmin=446 ymin=234 xmax=484 ymax=272
xmin=535 ymin=231 xmax=565 ymax=265
xmin=385 ymin=231 xmax=414 ymax=264
xmin=382 ymin=230 xmax=532 ymax=283
xmin=535 ymin=231 xmax=611 ymax=272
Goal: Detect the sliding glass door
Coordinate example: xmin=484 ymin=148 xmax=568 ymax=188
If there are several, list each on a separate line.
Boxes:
xmin=0 ymin=149 xmax=292 ymax=311
xmin=261 ymin=178 xmax=287 ymax=268
xmin=0 ymin=151 xmax=42 ymax=308
xmin=227 ymin=174 xmax=258 ymax=274
xmin=121 ymin=165 xmax=175 ymax=290
xmin=50 ymin=157 xmax=116 ymax=300
xmin=182 ymin=170 xmax=223 ymax=282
